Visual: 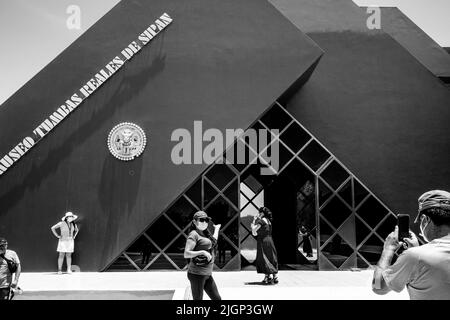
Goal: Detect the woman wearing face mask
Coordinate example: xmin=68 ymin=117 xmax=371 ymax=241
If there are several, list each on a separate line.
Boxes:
xmin=184 ymin=211 xmax=222 ymax=300
xmin=50 ymin=212 xmax=79 ymax=274
xmin=251 ymin=207 xmax=279 ymax=284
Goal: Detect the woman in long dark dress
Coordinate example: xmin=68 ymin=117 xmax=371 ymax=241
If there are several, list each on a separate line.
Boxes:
xmin=251 ymin=207 xmax=279 ymax=284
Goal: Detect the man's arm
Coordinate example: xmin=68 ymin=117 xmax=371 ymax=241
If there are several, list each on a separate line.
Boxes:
xmin=372 ymin=228 xmax=420 ymax=295
xmin=12 ymin=263 xmax=21 ymax=289
xmin=372 ymin=227 xmax=402 ymax=295
xmin=372 ymin=248 xmax=396 ymax=294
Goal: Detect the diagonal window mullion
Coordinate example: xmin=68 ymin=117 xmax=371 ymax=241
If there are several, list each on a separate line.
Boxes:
xmin=183 ymin=193 xmax=201 ymax=211
xmin=220 ymin=214 xmax=239 ymax=233
xmin=143 ymin=252 xmax=163 ymax=271
xmin=123 ymin=253 xmax=141 ymax=271
xmin=318 ymin=176 xmax=353 ymax=212
xmin=203 ymin=176 xmax=238 ymax=211
xmin=318 ymin=215 xmax=340 ymax=250
xmin=163 ymin=212 xmax=184 ymax=234
xmin=218 ymin=231 xmax=240 ymax=253
xmin=356 ymin=251 xmax=373 ymax=268
xmin=160 ymin=251 xmax=183 ymax=271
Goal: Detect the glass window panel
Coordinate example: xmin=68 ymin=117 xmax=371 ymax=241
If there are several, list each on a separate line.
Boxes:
xmin=241 ymin=255 xmax=256 ymax=270
xmin=165 ymin=235 xmax=189 ymax=270
xmin=259 ymin=104 xmax=292 ymax=131
xmin=356 ymin=196 xmax=389 ymax=229
xmin=240 ymin=182 xmax=255 ymax=200
xmin=239 ymin=223 xmax=251 ymax=242
xmin=276 ymin=140 xmax=295 ymax=172
xmin=240 ymin=234 xmax=257 ymax=263
xmin=355 ymin=217 xmax=372 ymax=246
xmin=319 ymin=179 xmax=333 ymax=207
xmin=215 ymin=240 xmax=238 ymax=269
xmin=203 ymin=179 xmax=218 ymax=207
xmin=320 ymin=160 xmax=350 ymax=191
xmin=106 ymin=254 xmax=137 ymax=271
xmin=246 ymin=124 xmax=276 ymax=154
xmin=358 ymin=234 xmax=384 ymax=265
xmin=299 ymin=140 xmax=331 ymax=172
xmin=252 ymin=190 xmax=264 ymax=209
xmin=319 ymin=218 xmax=334 ymax=248
xmin=280 ymin=122 xmax=311 ymax=153
xmin=125 ymin=235 xmax=158 ymax=268
xmin=241 ymin=163 xmax=275 ymax=189
xmin=279 ymin=158 xmax=313 ymax=191
xmin=240 ymin=201 xmax=259 ymax=221
xmin=354 ymin=179 xmax=369 ymax=207
xmin=243 ymin=174 xmax=263 ymax=195
xmin=320 ymin=196 xmax=352 ymax=230
xmin=222 ymin=217 xmax=239 ymax=248
xmin=338 ymin=179 xmax=352 ymax=207
xmin=185 ymin=178 xmax=202 ymax=209
xmin=205 ymin=164 xmax=235 ymax=191
xmin=145 ymin=215 xmax=180 ymax=250
xmin=206 ymin=196 xmax=238 ymax=227
xmin=321 ymin=234 xmax=354 ymax=269
xmin=356 ymin=254 xmax=370 ymax=268
xmin=223 ymin=179 xmax=239 ymax=208
xmin=226 ymin=140 xmax=257 ymax=172
xmin=240 ymin=192 xmax=249 ymax=209
xmin=166 ymin=196 xmax=198 ymax=230
xmin=147 ymin=254 xmax=177 ymax=270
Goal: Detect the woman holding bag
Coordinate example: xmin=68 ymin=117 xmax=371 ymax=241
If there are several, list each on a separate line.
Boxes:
xmin=184 ymin=211 xmax=222 ymax=300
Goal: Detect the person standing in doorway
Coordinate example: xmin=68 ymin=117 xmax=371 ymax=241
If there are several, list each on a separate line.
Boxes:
xmin=251 ymin=207 xmax=279 ymax=284
xmin=51 ymin=212 xmax=79 ymax=274
xmin=184 ymin=211 xmax=222 ymax=300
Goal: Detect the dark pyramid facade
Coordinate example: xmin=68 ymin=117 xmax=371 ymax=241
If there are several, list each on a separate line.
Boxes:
xmin=270 ymin=0 xmax=450 ymax=226
xmin=0 ymin=0 xmax=322 ymax=271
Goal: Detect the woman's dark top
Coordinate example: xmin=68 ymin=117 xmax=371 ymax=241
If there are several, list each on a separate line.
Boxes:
xmin=187 ymin=230 xmax=215 ymax=276
xmin=255 ymin=217 xmax=278 ymax=274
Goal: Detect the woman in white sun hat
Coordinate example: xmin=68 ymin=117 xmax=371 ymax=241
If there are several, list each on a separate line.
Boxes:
xmin=50 ymin=212 xmax=79 ymax=274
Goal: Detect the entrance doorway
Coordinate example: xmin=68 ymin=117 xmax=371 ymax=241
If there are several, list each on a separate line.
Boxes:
xmin=264 ymin=161 xmax=318 ymax=270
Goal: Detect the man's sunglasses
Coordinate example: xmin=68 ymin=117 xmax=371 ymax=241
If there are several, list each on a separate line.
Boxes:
xmin=196 ymin=217 xmax=210 ymax=223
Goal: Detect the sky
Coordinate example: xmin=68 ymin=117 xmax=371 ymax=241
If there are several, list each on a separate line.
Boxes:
xmin=353 ymin=0 xmax=450 ymax=47
xmin=0 ymin=0 xmax=449 ymax=106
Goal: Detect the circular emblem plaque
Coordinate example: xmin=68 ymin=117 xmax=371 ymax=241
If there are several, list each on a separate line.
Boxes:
xmin=108 ymin=122 xmax=146 ymax=161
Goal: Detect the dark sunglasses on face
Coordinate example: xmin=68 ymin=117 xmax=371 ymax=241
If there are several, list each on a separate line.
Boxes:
xmin=196 ymin=218 xmax=210 ymax=223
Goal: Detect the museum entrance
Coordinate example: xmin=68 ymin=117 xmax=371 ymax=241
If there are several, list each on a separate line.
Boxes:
xmin=239 ymin=159 xmax=318 ymax=271
xmin=105 ymin=102 xmax=397 ymax=272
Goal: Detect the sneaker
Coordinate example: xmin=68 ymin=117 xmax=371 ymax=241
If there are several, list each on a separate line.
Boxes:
xmin=57 ymin=271 xmax=62 ymax=275
xmin=67 ymin=270 xmax=72 ymax=274
xmin=272 ymin=277 xmax=279 ymax=284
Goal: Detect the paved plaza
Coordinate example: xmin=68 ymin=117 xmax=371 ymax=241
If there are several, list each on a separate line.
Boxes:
xmin=14 ymin=270 xmax=409 ymax=300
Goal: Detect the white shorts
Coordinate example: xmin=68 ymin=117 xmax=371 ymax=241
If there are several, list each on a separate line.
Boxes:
xmin=57 ymin=238 xmax=74 ymax=253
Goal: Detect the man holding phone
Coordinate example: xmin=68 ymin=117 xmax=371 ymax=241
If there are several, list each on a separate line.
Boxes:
xmin=372 ymin=190 xmax=450 ymax=299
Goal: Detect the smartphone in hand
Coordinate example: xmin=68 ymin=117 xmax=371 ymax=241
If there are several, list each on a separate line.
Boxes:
xmin=397 ymin=214 xmax=410 ymax=241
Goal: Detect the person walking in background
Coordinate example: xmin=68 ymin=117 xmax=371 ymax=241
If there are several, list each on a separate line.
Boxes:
xmin=51 ymin=211 xmax=79 ymax=274
xmin=251 ymin=207 xmax=279 ymax=285
xmin=184 ymin=211 xmax=222 ymax=300
xmin=299 ymin=225 xmax=313 ymax=258
xmin=0 ymin=237 xmax=21 ymax=300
